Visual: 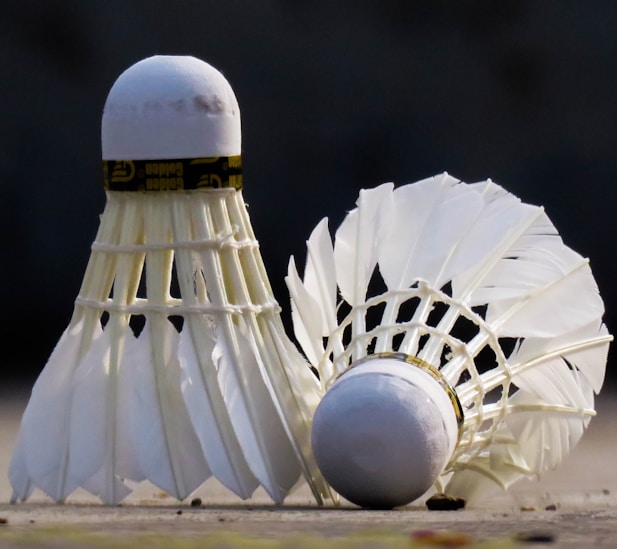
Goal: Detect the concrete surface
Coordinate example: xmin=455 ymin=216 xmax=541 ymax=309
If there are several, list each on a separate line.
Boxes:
xmin=0 ymin=383 xmax=615 ymax=548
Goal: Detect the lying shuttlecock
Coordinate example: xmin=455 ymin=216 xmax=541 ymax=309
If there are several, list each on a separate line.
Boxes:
xmin=9 ymin=55 xmax=332 ymax=505
xmin=287 ymin=173 xmax=611 ymax=509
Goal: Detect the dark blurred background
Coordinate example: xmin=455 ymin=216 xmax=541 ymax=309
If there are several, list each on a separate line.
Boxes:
xmin=1 ymin=1 xmax=615 ymax=388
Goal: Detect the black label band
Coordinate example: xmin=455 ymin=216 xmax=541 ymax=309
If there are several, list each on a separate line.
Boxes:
xmin=103 ymin=156 xmax=242 ymax=191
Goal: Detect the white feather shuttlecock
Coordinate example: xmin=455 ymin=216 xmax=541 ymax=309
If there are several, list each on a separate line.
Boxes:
xmin=286 ymin=173 xmax=611 ymax=509
xmin=9 ymin=55 xmax=332 ymax=506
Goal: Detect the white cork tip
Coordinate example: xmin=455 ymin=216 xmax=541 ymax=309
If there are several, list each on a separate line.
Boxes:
xmin=101 ymin=55 xmax=241 ymax=160
xmin=311 ymin=356 xmax=459 ymax=509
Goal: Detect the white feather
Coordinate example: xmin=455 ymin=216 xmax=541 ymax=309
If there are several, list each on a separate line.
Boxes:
xmin=231 ymin=193 xmax=335 ymax=504
xmin=288 ymin=218 xmax=338 ymax=378
xmin=113 ymin=328 xmax=149 ymax=485
xmin=9 ymin=193 xmax=135 ymax=503
xmin=445 ymin=433 xmax=534 ymax=504
xmin=333 ymin=183 xmax=394 ymax=306
xmin=170 ymin=193 xmax=260 ymax=499
xmin=214 ymin=324 xmax=301 ymax=503
xmin=488 ymin=261 xmax=604 ymax=338
xmin=68 ymin=326 xmax=141 ymax=503
xmin=253 ymin=304 xmax=334 ymax=504
xmin=509 ymin=320 xmax=609 ymax=398
xmin=178 ymin=189 xmax=330 ymax=505
xmin=450 ymin=193 xmax=542 ymax=301
xmin=129 ymin=197 xmax=212 ymax=500
xmin=303 ymin=218 xmax=338 ymax=333
xmin=333 ymin=183 xmax=394 ymax=361
xmin=286 ymin=256 xmax=326 ymax=368
xmin=504 ymin=389 xmax=590 ymax=473
xmin=379 ymin=173 xmax=482 ymax=290
xmin=16 ymin=320 xmax=91 ymax=501
xmin=179 ymin=327 xmax=259 ymax=499
xmin=128 ymin=321 xmax=210 ymax=499
xmin=565 ymin=322 xmax=611 ymax=393
xmin=375 ymin=175 xmax=485 ymax=354
xmin=425 ymin=196 xmax=601 ymax=365
xmin=444 ymin=468 xmax=507 ymax=505
xmin=71 ymin=197 xmax=148 ymax=503
xmin=258 ymin=320 xmax=335 ymax=505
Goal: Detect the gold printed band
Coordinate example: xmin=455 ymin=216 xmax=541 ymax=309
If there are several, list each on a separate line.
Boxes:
xmin=349 ymin=352 xmax=465 ymax=442
xmin=103 ymin=155 xmax=242 ymax=191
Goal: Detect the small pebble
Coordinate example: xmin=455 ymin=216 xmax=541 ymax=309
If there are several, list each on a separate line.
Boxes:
xmin=411 ymin=529 xmax=474 ymax=546
xmin=425 ymin=494 xmax=466 ymax=511
xmin=218 ymin=517 xmax=226 ymax=522
xmin=603 ymin=489 xmax=611 ymax=495
xmin=520 ymin=506 xmax=536 ymax=511
xmin=190 ymin=497 xmax=202 ymax=507
xmin=544 ymin=503 xmax=557 ymax=511
xmin=514 ymin=531 xmax=556 ymax=543
xmin=176 ymin=510 xmax=183 ymax=515
xmin=0 ymin=518 xmax=7 ymax=525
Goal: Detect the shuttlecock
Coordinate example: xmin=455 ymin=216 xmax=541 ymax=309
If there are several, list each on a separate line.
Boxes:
xmin=9 ymin=55 xmax=331 ymax=505
xmin=287 ymin=173 xmax=611 ymax=509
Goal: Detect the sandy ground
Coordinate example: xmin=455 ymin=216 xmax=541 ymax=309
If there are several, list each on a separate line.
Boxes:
xmin=0 ymin=383 xmax=615 ymax=548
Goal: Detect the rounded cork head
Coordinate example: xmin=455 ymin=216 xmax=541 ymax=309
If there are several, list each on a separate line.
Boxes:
xmin=311 ymin=357 xmax=459 ymax=509
xmin=101 ymin=55 xmax=241 ymax=160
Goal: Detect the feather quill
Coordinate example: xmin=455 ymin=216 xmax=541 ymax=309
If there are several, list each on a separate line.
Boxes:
xmin=67 ymin=326 xmax=140 ymax=503
xmin=378 ymin=173 xmax=480 ymax=290
xmin=450 ymin=193 xmax=542 ymax=302
xmin=334 ymin=183 xmax=393 ymax=306
xmin=488 ymin=261 xmax=604 ymax=338
xmin=199 ymin=190 xmax=329 ymax=503
xmin=178 ymin=326 xmax=259 ymax=499
xmin=376 ymin=174 xmax=484 ymax=354
xmin=133 ymin=198 xmax=210 ymax=500
xmin=286 ymin=256 xmax=326 ymax=368
xmin=214 ymin=324 xmax=301 ymax=503
xmin=334 ymin=183 xmax=393 ymax=360
xmin=508 ymin=320 xmax=610 ymax=398
xmin=9 ymin=194 xmax=132 ymax=503
xmin=256 ymin=319 xmax=334 ymax=504
xmin=171 ymin=193 xmax=259 ymax=499
xmin=303 ymin=218 xmax=338 ymax=333
xmin=9 ymin=323 xmax=81 ymax=501
xmin=67 ymin=196 xmax=148 ymax=503
xmin=14 ymin=321 xmax=87 ymax=502
xmin=191 ymin=192 xmax=302 ymax=502
xmin=504 ymin=390 xmax=590 ymax=472
xmin=128 ymin=321 xmax=210 ymax=499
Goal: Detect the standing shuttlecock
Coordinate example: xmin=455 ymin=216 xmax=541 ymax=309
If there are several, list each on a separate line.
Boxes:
xmin=9 ymin=55 xmax=332 ymax=506
xmin=286 ymin=173 xmax=611 ymax=509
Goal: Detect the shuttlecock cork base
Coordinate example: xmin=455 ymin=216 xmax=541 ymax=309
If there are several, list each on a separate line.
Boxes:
xmin=311 ymin=353 xmax=463 ymax=509
xmin=9 ymin=55 xmax=332 ymax=506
